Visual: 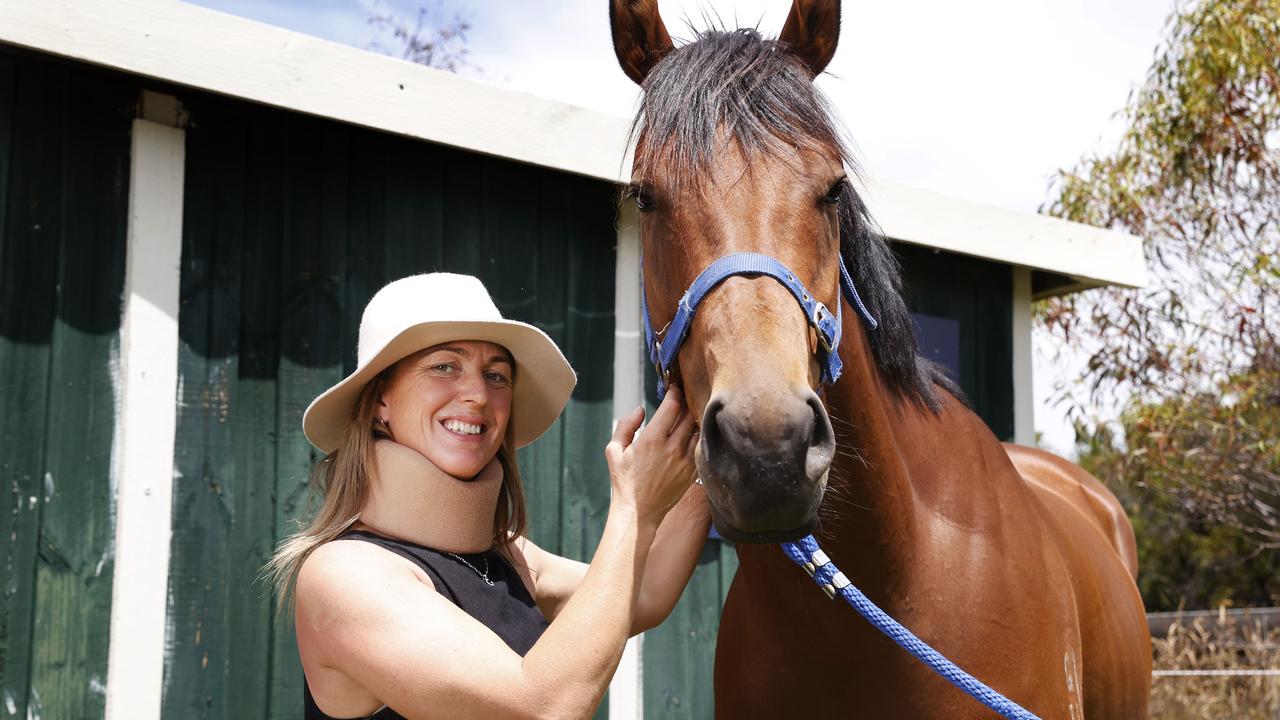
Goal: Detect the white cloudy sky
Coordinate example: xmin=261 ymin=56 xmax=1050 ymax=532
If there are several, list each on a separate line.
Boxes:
xmin=189 ymin=0 xmax=1175 ymax=455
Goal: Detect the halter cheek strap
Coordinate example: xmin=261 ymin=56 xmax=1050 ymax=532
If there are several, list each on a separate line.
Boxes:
xmin=641 ymin=251 xmax=878 ymax=399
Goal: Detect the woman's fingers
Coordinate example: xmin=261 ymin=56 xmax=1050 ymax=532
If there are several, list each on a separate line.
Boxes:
xmin=685 ymin=422 xmax=700 ymax=456
xmin=646 ymin=384 xmax=685 ymax=437
xmin=605 ymin=386 xmax=706 ymax=524
xmin=668 ymin=406 xmax=696 ymax=452
xmin=607 ymin=405 xmax=646 ymax=459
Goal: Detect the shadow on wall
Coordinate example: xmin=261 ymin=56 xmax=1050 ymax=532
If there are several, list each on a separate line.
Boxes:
xmin=175 ymin=94 xmax=618 ymax=404
xmin=0 ymin=55 xmax=132 ymax=345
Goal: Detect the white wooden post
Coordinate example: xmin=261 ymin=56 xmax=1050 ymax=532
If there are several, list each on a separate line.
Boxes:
xmin=609 ymin=203 xmax=645 ymax=719
xmin=104 ymin=91 xmax=185 ymax=720
xmin=1011 ymin=267 xmax=1035 ymax=445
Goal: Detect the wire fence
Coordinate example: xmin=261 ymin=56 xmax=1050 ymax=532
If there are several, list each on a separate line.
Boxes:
xmin=1149 ymin=608 xmax=1280 ymax=719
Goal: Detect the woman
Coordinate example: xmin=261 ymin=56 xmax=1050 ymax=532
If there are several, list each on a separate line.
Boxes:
xmin=267 ymin=272 xmax=710 ymax=719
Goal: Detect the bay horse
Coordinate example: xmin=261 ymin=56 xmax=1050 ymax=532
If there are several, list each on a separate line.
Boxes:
xmin=608 ymin=1 xmax=1151 ymax=716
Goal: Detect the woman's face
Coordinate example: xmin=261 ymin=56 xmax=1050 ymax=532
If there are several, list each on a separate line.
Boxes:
xmin=377 ymin=340 xmax=514 ymax=479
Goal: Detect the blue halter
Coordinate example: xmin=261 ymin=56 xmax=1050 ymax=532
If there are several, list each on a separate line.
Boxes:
xmin=640 ymin=251 xmax=877 ymax=400
xmin=639 ymin=251 xmax=1042 ymax=720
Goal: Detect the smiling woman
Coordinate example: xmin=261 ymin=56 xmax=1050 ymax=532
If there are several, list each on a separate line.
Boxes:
xmin=375 ymin=342 xmax=516 ymax=478
xmin=264 ymin=272 xmax=711 ymax=720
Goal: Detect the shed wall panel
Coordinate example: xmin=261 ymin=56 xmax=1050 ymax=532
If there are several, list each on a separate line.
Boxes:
xmin=897 ymin=243 xmax=1015 ymax=440
xmin=0 ymin=53 xmax=129 ymax=720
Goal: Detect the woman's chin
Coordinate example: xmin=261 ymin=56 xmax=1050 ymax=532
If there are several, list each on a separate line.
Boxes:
xmin=430 ymin=449 xmax=496 ymax=480
xmin=419 ymin=434 xmax=499 ymax=478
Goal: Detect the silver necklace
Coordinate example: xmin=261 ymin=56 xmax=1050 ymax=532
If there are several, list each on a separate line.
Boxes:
xmin=443 ymin=551 xmax=495 ymax=587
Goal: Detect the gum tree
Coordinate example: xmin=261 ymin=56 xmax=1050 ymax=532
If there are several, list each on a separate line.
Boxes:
xmin=1041 ymin=0 xmax=1279 ymax=607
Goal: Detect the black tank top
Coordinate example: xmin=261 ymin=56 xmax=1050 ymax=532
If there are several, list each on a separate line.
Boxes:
xmin=303 ymin=530 xmax=550 ymax=720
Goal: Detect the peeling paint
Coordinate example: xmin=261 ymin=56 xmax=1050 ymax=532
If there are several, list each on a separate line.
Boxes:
xmin=5 ymin=688 xmax=16 ymax=715
xmin=25 ymin=686 xmax=40 ymax=720
xmin=88 ymin=676 xmax=106 ymax=697
xmin=93 ymin=544 xmax=112 ymax=578
xmin=41 ymin=473 xmax=52 ymax=503
xmin=108 ymin=340 xmax=121 ymax=535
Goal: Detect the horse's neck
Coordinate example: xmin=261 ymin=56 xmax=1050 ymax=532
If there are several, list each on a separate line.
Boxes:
xmin=818 ymin=331 xmax=928 ymax=573
xmin=816 ymin=325 xmax=1035 ymax=584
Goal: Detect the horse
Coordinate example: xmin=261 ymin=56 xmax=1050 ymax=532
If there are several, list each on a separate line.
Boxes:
xmin=608 ymin=1 xmax=1152 ymax=716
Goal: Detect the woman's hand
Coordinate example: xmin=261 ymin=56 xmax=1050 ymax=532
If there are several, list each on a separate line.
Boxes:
xmin=605 ymin=385 xmax=699 ymax=529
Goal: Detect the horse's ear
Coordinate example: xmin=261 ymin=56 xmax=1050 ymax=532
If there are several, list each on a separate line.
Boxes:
xmin=610 ymin=0 xmax=674 ymax=85
xmin=778 ymin=0 xmax=841 ymax=77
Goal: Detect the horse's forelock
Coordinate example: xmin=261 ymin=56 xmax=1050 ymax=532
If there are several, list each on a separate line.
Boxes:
xmin=630 ymin=28 xmax=845 ymax=185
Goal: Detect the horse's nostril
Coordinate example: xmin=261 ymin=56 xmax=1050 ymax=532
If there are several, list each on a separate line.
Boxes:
xmin=804 ymin=392 xmax=836 ymax=483
xmin=806 ymin=393 xmax=834 ymax=449
xmin=701 ymin=396 xmax=726 ymax=455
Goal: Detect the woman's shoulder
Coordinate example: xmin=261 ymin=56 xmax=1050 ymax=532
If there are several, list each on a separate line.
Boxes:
xmin=298 ymin=535 xmax=436 ymax=605
xmin=295 ymin=537 xmax=468 ymax=718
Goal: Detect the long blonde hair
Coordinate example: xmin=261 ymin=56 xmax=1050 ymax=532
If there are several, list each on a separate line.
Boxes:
xmin=265 ymin=364 xmax=528 ymax=613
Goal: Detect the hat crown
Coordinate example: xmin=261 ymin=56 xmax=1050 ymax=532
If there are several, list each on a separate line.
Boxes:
xmin=357 ymin=273 xmax=504 ymax=367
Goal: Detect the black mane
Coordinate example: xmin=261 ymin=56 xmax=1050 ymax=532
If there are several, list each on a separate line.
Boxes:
xmin=631 ymin=28 xmax=961 ymax=412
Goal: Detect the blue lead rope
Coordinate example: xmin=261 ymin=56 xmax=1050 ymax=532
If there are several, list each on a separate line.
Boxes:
xmin=780 ymin=535 xmax=1042 ymax=720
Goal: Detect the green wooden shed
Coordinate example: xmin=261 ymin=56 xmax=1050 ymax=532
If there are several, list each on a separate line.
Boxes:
xmin=0 ymin=2 xmax=1145 ymax=719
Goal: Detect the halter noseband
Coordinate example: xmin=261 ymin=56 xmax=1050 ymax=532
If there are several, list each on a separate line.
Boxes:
xmin=641 ymin=251 xmax=878 ymax=399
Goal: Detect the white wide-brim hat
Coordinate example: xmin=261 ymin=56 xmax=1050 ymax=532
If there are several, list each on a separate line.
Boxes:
xmin=303 ymin=273 xmax=576 ymax=453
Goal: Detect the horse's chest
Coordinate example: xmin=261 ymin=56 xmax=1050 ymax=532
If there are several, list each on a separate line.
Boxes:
xmin=714 ymin=549 xmax=1085 ymax=718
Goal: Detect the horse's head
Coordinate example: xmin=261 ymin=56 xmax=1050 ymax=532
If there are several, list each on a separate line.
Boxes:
xmin=612 ymin=0 xmax=857 ymax=543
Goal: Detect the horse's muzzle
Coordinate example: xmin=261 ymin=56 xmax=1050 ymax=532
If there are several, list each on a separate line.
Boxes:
xmin=698 ymin=388 xmax=835 ymax=543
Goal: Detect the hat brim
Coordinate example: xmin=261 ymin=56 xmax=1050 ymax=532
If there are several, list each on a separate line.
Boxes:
xmin=302 ymin=319 xmax=576 ymax=453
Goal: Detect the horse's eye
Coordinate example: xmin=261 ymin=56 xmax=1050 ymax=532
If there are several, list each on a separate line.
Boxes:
xmin=626 ymin=183 xmax=656 ymax=212
xmin=823 ymin=177 xmax=849 ymax=205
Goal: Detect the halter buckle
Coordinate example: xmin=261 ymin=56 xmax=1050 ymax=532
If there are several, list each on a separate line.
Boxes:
xmin=818 ymin=331 xmax=835 ymax=354
xmin=654 ymin=342 xmax=673 ymax=393
xmin=813 ymin=303 xmax=836 ymax=353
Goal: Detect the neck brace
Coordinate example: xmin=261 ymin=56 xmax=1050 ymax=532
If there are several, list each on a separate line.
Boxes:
xmin=358 ymin=440 xmax=503 ymax=553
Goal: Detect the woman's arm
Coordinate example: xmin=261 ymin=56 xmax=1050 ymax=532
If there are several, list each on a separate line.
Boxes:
xmin=512 ymin=394 xmax=710 ymax=635
xmin=298 ymin=390 xmax=697 ymax=720
xmin=630 ymin=482 xmax=711 ymax=634
xmin=511 ymin=485 xmax=709 ymax=635
xmin=518 ymin=484 xmax=712 ymax=635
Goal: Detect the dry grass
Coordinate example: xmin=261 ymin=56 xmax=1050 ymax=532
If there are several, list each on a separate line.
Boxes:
xmin=1151 ymin=612 xmax=1280 ymax=719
